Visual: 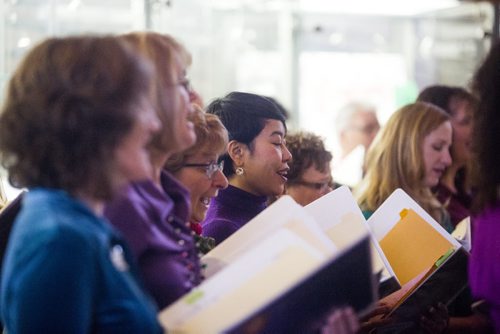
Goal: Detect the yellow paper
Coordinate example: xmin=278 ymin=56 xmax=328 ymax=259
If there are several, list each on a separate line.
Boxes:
xmin=379 ymin=208 xmax=452 ymax=285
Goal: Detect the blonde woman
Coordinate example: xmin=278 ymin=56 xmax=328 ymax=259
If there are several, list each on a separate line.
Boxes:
xmin=356 ymin=102 xmax=453 ymax=232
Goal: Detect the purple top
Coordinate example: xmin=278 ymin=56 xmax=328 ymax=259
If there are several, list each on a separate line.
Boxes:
xmin=202 ymin=185 xmax=268 ymax=245
xmin=434 ymin=183 xmax=472 ymax=228
xmin=104 ymin=171 xmax=202 ymax=309
xmin=469 ymin=204 xmax=500 ymax=332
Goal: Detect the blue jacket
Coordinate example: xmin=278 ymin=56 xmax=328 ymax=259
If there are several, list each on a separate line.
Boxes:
xmin=0 ymin=188 xmax=162 ymax=333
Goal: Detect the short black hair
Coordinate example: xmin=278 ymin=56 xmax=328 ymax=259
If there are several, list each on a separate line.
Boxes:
xmin=417 ymin=85 xmax=477 ymax=116
xmin=206 ymin=91 xmax=287 ymax=176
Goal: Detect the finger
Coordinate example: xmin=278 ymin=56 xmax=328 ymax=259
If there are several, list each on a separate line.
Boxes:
xmin=344 ymin=307 xmax=360 ymax=332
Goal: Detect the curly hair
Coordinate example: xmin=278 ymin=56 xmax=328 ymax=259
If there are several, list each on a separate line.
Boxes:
xmin=285 ymin=131 xmax=332 ymax=184
xmin=471 ymin=42 xmax=500 ymax=212
xmin=0 ymin=36 xmax=153 ymax=199
xmin=356 ymin=102 xmax=450 ymax=222
xmin=165 ymin=105 xmax=228 ymax=173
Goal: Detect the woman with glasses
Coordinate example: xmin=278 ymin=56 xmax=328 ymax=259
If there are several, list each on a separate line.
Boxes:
xmin=202 ymin=92 xmax=292 ymax=245
xmin=104 ymin=32 xmax=201 ymax=310
xmin=285 ymin=131 xmax=334 ymax=206
xmin=165 ymin=106 xmax=228 ymax=254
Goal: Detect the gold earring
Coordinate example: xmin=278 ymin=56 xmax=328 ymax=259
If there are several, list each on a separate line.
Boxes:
xmin=235 ymin=167 xmax=244 ymax=176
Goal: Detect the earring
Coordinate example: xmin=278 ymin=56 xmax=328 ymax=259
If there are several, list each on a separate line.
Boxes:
xmin=235 ymin=167 xmax=244 ymax=176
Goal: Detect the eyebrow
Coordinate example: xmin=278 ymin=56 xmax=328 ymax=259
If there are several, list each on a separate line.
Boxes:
xmin=269 ymin=131 xmax=284 ymax=138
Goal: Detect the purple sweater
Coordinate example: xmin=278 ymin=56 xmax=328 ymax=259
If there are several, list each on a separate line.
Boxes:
xmin=202 ymin=185 xmax=268 ymax=245
xmin=104 ymin=171 xmax=202 ymax=309
xmin=469 ymin=204 xmax=500 ymax=332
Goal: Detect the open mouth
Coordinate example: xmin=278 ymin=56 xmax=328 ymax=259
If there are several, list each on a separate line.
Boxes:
xmin=201 ymin=197 xmax=210 ymax=206
xmin=433 ymin=168 xmax=445 ymax=177
xmin=277 ymin=168 xmax=289 ymax=182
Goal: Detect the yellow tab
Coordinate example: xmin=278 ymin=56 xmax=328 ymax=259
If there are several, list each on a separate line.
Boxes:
xmin=399 ymin=208 xmax=408 ymax=219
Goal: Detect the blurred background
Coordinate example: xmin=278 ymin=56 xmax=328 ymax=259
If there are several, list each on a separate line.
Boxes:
xmin=0 ymin=0 xmax=496 ymax=196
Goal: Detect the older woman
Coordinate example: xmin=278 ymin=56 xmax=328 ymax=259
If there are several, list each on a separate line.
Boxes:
xmin=165 ymin=106 xmax=228 ymax=253
xmin=356 ymin=102 xmax=453 ymax=232
xmin=0 ymin=36 xmax=162 ymax=332
xmin=285 ymin=131 xmax=333 ymax=206
xmin=104 ymin=32 xmax=201 ymax=310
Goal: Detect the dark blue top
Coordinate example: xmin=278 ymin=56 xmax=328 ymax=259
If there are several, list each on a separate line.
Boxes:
xmin=105 ymin=171 xmax=202 ymax=309
xmin=202 ymin=185 xmax=268 ymax=245
xmin=0 ymin=188 xmax=161 ymax=334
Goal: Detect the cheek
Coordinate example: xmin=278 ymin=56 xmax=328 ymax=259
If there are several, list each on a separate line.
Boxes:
xmin=186 ymin=176 xmax=211 ymax=196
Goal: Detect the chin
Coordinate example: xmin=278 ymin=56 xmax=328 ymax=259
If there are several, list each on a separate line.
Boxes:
xmin=270 ymin=186 xmax=285 ymax=197
xmin=427 ymin=179 xmax=439 ymax=188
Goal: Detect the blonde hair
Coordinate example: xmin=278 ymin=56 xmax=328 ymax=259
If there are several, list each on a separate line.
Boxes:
xmin=120 ymin=32 xmax=191 ymax=155
xmin=165 ymin=106 xmax=228 ymax=172
xmin=356 ymin=102 xmax=450 ymax=222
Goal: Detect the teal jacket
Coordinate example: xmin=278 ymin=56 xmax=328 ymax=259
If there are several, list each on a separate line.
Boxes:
xmin=0 ymin=188 xmax=162 ymax=333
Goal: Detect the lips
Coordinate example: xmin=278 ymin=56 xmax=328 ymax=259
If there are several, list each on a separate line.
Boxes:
xmin=433 ymin=168 xmax=445 ymax=177
xmin=277 ymin=168 xmax=289 ymax=182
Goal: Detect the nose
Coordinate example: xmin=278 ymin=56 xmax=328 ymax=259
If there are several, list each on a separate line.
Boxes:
xmin=212 ymin=169 xmax=229 ymax=189
xmin=143 ymin=106 xmax=161 ymax=133
xmin=189 ymin=90 xmax=203 ymax=107
xmin=282 ymin=144 xmax=292 ymax=162
xmin=322 ymin=185 xmax=333 ymax=195
xmin=443 ymin=149 xmax=452 ymax=167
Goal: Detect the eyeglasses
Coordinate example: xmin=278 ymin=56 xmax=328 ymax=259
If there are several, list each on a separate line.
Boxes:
xmin=293 ymin=180 xmax=333 ymax=191
xmin=182 ymin=160 xmax=224 ymax=179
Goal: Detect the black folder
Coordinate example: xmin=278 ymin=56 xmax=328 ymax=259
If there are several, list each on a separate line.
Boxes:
xmin=228 ymin=235 xmax=376 ymax=334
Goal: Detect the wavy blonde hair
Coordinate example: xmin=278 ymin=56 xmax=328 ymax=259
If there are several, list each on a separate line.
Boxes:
xmin=356 ymin=102 xmax=450 ymax=222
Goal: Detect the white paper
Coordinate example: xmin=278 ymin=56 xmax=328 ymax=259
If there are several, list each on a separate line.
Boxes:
xmin=159 ymin=229 xmax=326 ymax=333
xmin=202 ymin=195 xmax=336 ymax=278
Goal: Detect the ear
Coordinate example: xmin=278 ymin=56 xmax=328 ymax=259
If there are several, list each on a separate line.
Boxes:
xmin=227 ymin=140 xmax=247 ymax=166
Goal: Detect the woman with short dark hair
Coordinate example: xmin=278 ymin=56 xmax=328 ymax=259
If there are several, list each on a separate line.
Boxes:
xmin=202 ymin=91 xmax=292 ymax=244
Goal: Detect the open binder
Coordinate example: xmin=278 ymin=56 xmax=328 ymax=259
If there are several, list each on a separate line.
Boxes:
xmin=305 ymin=186 xmax=400 ymax=297
xmin=201 ymin=195 xmax=336 ymax=278
xmin=366 ymin=189 xmax=468 ymax=324
xmin=159 ymin=195 xmax=376 ymax=333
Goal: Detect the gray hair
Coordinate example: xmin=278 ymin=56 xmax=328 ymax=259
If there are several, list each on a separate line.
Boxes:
xmin=335 ymin=101 xmax=377 ymax=137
